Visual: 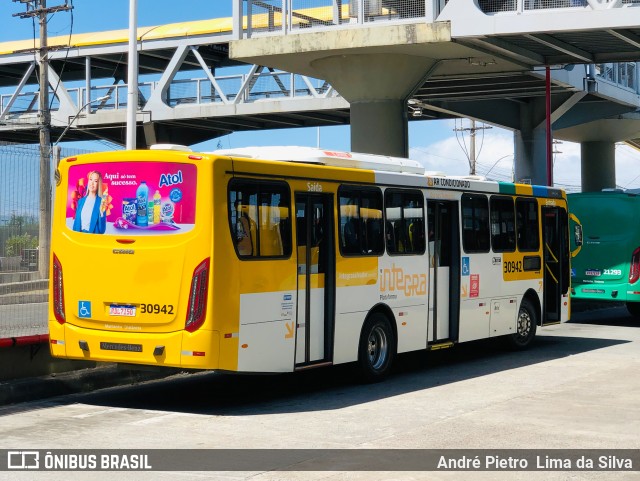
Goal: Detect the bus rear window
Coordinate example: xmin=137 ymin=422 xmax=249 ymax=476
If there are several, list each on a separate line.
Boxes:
xmin=66 ymin=162 xmax=197 ymax=235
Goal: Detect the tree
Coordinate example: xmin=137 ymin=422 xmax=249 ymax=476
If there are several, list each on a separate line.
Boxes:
xmin=5 ymin=233 xmax=38 ymax=257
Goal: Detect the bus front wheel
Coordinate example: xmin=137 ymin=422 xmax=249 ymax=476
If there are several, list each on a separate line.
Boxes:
xmin=358 ymin=313 xmax=395 ymax=382
xmin=626 ymin=302 xmax=640 ymax=318
xmin=506 ymin=298 xmax=537 ymax=349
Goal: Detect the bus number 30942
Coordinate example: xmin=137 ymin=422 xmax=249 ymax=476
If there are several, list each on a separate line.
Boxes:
xmin=140 ymin=304 xmax=174 ymax=315
xmin=503 ymin=260 xmax=523 ymax=274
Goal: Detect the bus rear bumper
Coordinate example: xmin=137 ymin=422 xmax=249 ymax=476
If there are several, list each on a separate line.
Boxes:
xmin=571 ymin=282 xmax=640 ymax=302
xmin=48 ymin=320 xmax=219 ymax=369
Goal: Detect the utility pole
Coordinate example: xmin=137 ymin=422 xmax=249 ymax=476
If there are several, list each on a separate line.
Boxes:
xmin=126 ymin=0 xmax=138 ymax=149
xmin=13 ymin=0 xmax=73 ymax=279
xmin=454 ymin=119 xmax=492 ymax=176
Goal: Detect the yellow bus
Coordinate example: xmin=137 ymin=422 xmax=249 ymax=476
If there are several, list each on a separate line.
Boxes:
xmin=49 ymin=145 xmax=570 ymax=380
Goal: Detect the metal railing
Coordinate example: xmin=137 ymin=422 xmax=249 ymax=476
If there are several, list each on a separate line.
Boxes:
xmin=595 ymin=62 xmax=637 ymax=91
xmin=0 ymin=70 xmax=334 ymax=120
xmin=2 ymin=61 xmax=637 ymax=122
xmin=478 ymin=0 xmax=587 ymax=12
xmin=478 ymin=0 xmax=640 ymax=13
xmin=240 ymin=0 xmax=430 ymax=37
xmin=167 ymin=71 xmax=331 ymax=106
xmin=235 ymin=0 xmax=640 ymax=36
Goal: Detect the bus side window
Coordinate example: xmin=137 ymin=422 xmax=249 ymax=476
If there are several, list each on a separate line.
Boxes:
xmin=235 ymin=203 xmax=253 ymax=256
xmin=339 ymin=185 xmax=383 ymax=256
xmin=368 ymin=217 xmax=383 ymax=254
xmin=409 ymin=219 xmax=425 ymax=252
xmin=384 ymin=190 xmax=424 ymax=255
xmin=461 ymin=193 xmax=490 ymax=253
xmin=258 ymin=205 xmax=286 ymax=256
xmin=516 ymin=198 xmax=540 ymax=252
xmin=229 ymin=179 xmax=291 ymax=259
xmin=343 ymin=217 xmax=359 ymax=253
xmin=490 ymin=196 xmax=516 ymax=253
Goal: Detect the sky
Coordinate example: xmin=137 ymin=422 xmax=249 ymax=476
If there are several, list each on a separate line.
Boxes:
xmin=2 ymin=0 xmax=640 ymax=192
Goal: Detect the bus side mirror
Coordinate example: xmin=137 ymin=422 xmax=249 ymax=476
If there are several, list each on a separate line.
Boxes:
xmin=574 ymin=224 xmax=583 ymax=247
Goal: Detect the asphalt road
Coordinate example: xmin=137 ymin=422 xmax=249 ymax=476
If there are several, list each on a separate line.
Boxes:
xmin=0 ymin=305 xmax=638 ymax=480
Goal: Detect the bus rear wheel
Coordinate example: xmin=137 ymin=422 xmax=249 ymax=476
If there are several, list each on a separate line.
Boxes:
xmin=506 ymin=298 xmax=537 ymax=349
xmin=626 ymin=302 xmax=640 ymax=318
xmin=358 ymin=313 xmax=395 ymax=382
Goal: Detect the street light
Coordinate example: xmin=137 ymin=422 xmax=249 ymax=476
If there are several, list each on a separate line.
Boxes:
xmin=54 ymin=95 xmax=111 ymax=146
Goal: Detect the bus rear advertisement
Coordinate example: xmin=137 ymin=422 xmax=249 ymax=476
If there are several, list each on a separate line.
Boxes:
xmin=49 ymin=146 xmax=570 ymax=381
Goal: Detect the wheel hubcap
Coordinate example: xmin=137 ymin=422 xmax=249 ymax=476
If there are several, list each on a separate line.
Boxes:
xmin=517 ymin=310 xmax=531 ymax=338
xmin=367 ymin=325 xmax=388 ymax=370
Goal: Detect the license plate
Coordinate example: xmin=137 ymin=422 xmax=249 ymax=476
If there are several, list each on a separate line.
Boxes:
xmin=109 ymin=305 xmax=136 ymax=317
xmin=100 ymin=342 xmax=142 ymax=353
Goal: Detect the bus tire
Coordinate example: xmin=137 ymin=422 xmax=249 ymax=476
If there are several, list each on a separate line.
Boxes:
xmin=626 ymin=302 xmax=640 ymax=318
xmin=358 ymin=313 xmax=395 ymax=382
xmin=506 ymin=298 xmax=537 ymax=349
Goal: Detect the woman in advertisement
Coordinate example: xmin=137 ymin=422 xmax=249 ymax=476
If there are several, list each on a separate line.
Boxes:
xmin=72 ymin=170 xmax=107 ymax=234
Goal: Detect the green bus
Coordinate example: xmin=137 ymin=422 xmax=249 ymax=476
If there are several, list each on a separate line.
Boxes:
xmin=568 ymin=190 xmax=640 ymax=317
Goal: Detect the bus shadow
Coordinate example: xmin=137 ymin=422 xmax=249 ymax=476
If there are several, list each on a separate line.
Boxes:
xmin=57 ymin=332 xmax=628 ymax=416
xmin=570 ymin=303 xmax=640 ymax=327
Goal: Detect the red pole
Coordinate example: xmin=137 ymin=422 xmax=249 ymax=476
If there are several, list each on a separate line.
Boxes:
xmin=546 ymin=66 xmax=553 ymax=187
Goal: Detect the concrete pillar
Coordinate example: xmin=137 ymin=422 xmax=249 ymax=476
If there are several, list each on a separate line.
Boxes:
xmin=311 ymin=54 xmax=436 ymax=157
xmin=513 ymin=110 xmax=547 ymax=185
xmin=580 ymin=141 xmax=616 ymax=192
xmin=350 ymin=100 xmax=407 ymax=156
xmin=143 ymin=122 xmax=157 ymax=147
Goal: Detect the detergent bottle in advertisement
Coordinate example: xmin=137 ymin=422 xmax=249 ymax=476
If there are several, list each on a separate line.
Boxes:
xmin=136 ymin=181 xmax=149 ymax=226
xmin=153 ymin=190 xmax=161 ymax=224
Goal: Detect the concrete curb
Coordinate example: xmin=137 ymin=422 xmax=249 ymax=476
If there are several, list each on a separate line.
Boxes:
xmin=0 ymin=363 xmax=180 ymax=406
xmin=0 ymin=279 xmax=48 ymax=295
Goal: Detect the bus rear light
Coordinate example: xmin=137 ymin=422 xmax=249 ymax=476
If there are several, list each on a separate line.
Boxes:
xmin=53 ymin=253 xmax=66 ymax=324
xmin=629 ymin=247 xmax=640 ymax=284
xmin=185 ymin=258 xmax=210 ymax=333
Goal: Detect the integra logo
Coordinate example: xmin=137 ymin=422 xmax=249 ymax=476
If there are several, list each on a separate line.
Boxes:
xmin=113 ymin=249 xmax=135 ymax=255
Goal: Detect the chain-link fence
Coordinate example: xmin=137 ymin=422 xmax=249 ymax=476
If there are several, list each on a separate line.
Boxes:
xmin=243 ymin=0 xmax=429 ymax=36
xmin=478 ymin=0 xmax=588 ymax=13
xmin=0 ymin=142 xmax=91 ymax=341
xmin=241 ymin=0 xmax=615 ymax=35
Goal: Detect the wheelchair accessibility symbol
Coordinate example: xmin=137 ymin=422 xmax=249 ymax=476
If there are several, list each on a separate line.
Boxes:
xmin=462 ymin=257 xmax=470 ymax=276
xmin=78 ymin=301 xmax=91 ymax=318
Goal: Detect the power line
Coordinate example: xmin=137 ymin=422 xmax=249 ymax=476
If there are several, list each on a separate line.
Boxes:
xmin=12 ymin=0 xmax=73 ymax=279
xmin=453 ymin=119 xmax=492 ymax=175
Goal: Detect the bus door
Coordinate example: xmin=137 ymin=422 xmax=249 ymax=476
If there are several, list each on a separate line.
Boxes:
xmin=428 ymin=200 xmax=461 ymax=343
xmin=295 ymin=193 xmax=335 ymax=367
xmin=542 ymin=205 xmax=569 ymax=324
